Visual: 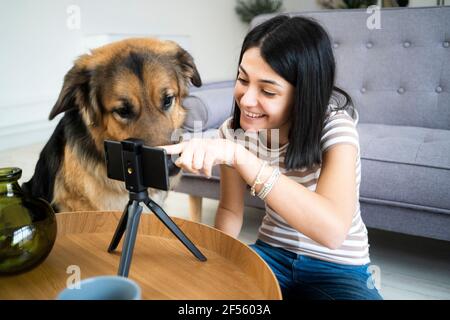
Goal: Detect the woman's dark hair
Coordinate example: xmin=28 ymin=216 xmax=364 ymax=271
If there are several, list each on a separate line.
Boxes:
xmin=232 ymin=15 xmax=354 ymax=170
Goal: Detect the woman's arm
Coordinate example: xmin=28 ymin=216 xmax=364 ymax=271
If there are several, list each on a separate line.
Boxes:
xmin=214 ymin=164 xmax=247 ymax=238
xmin=233 ymin=143 xmax=357 ymax=249
xmin=160 ymin=138 xmax=357 ymax=248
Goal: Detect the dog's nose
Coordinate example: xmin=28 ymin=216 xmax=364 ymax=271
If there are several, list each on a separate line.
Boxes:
xmin=166 ymin=154 xmax=181 ymax=176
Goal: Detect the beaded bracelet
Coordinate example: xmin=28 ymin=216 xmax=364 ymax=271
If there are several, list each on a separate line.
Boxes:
xmin=250 ymin=161 xmax=267 ymax=196
xmin=257 ymin=167 xmax=281 ymax=200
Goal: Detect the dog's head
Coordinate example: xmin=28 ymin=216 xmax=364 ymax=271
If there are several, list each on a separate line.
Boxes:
xmin=49 ymin=38 xmax=201 ymax=150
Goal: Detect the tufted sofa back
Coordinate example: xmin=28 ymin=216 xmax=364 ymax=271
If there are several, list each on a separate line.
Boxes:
xmin=251 ymin=7 xmax=450 ymax=130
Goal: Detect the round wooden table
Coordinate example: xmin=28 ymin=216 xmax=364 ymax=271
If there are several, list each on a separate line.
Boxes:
xmin=0 ymin=211 xmax=281 ymax=300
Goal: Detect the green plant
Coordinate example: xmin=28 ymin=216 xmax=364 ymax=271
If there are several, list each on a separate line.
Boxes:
xmin=235 ymin=0 xmax=283 ymax=24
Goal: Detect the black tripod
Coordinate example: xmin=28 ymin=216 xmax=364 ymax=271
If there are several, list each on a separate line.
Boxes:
xmin=106 ymin=139 xmax=206 ymax=277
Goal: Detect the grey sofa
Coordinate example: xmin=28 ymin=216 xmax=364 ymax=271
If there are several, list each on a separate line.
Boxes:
xmin=175 ymin=6 xmax=450 ymax=241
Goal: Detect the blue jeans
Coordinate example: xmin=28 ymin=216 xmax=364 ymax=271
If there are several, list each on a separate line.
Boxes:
xmin=250 ymin=239 xmax=383 ymax=300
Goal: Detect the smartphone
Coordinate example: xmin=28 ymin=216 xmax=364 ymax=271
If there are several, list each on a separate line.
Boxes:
xmin=104 ymin=139 xmax=169 ymax=191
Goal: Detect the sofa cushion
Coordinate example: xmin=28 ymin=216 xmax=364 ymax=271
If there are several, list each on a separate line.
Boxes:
xmin=358 ymin=124 xmax=450 ymax=212
xmin=182 ymin=81 xmax=235 ymax=132
xmin=359 ymin=124 xmax=450 ymax=169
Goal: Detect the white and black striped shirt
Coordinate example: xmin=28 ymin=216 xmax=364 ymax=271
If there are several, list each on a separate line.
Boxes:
xmin=219 ymin=106 xmax=370 ymax=265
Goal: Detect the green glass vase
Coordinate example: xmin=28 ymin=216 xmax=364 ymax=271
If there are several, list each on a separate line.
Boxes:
xmin=0 ymin=167 xmax=57 ymax=275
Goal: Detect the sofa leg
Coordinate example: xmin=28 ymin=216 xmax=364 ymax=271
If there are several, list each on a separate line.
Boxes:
xmin=188 ymin=195 xmax=203 ymax=222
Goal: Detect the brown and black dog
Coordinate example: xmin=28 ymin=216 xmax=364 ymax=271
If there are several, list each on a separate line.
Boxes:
xmin=22 ymin=38 xmax=201 ymax=212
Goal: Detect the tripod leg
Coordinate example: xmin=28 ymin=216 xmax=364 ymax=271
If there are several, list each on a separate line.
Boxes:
xmin=108 ymin=200 xmax=132 ymax=253
xmin=117 ymin=200 xmax=143 ymax=277
xmin=145 ymin=198 xmax=207 ymax=262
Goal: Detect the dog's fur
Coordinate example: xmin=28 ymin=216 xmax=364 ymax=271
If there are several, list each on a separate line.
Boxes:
xmin=22 ymin=38 xmax=201 ymax=212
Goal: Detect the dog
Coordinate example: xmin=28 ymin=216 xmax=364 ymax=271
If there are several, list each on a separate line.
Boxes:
xmin=22 ymin=38 xmax=202 ymax=212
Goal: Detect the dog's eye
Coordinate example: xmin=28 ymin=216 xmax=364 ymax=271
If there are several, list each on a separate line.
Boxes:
xmin=162 ymin=95 xmax=174 ymax=111
xmin=113 ymin=102 xmax=134 ymax=119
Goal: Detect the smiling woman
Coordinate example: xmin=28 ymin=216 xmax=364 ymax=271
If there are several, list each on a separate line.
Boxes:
xmin=160 ymin=15 xmax=383 ymax=300
xmin=234 ymin=47 xmax=294 ymax=147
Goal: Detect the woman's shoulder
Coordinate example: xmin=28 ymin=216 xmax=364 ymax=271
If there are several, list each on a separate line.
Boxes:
xmin=321 ymin=104 xmax=360 ymax=153
xmin=324 ymin=104 xmax=359 ymax=126
xmin=219 ymin=116 xmax=233 ymax=129
xmin=218 ymin=116 xmax=234 ymax=139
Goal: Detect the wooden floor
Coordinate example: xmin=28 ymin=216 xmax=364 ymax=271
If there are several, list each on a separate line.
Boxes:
xmin=1 ymin=143 xmax=449 ymax=300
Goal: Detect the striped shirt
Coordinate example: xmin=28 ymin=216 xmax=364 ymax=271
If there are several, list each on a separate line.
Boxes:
xmin=218 ymin=106 xmax=370 ymax=265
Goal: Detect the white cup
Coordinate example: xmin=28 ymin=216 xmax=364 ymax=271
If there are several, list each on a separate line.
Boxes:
xmin=57 ymin=275 xmax=141 ymax=300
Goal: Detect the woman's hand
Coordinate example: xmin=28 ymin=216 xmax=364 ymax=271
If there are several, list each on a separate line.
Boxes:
xmin=159 ymin=138 xmax=244 ymax=178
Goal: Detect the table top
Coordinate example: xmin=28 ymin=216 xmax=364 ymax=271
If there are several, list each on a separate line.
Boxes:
xmin=0 ymin=211 xmax=281 ymax=300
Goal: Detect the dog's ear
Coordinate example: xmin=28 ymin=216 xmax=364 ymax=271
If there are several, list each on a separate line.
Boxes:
xmin=175 ymin=48 xmax=202 ymax=88
xmin=49 ymin=61 xmax=101 ymax=125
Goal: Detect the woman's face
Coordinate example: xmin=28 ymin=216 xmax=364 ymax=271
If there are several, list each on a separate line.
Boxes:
xmin=234 ymin=47 xmax=294 ymax=142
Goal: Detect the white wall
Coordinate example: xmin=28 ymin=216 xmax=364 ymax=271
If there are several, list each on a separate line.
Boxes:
xmin=0 ymin=0 xmax=84 ymax=150
xmin=0 ymin=0 xmax=443 ymax=151
xmin=0 ymin=0 xmax=250 ymax=150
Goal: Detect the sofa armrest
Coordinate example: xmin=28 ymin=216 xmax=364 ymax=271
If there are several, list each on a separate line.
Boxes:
xmin=182 ymin=80 xmax=235 ymax=132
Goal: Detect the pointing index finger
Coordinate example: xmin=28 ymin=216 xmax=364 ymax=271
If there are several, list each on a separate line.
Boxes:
xmin=157 ymin=142 xmax=185 ymax=155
